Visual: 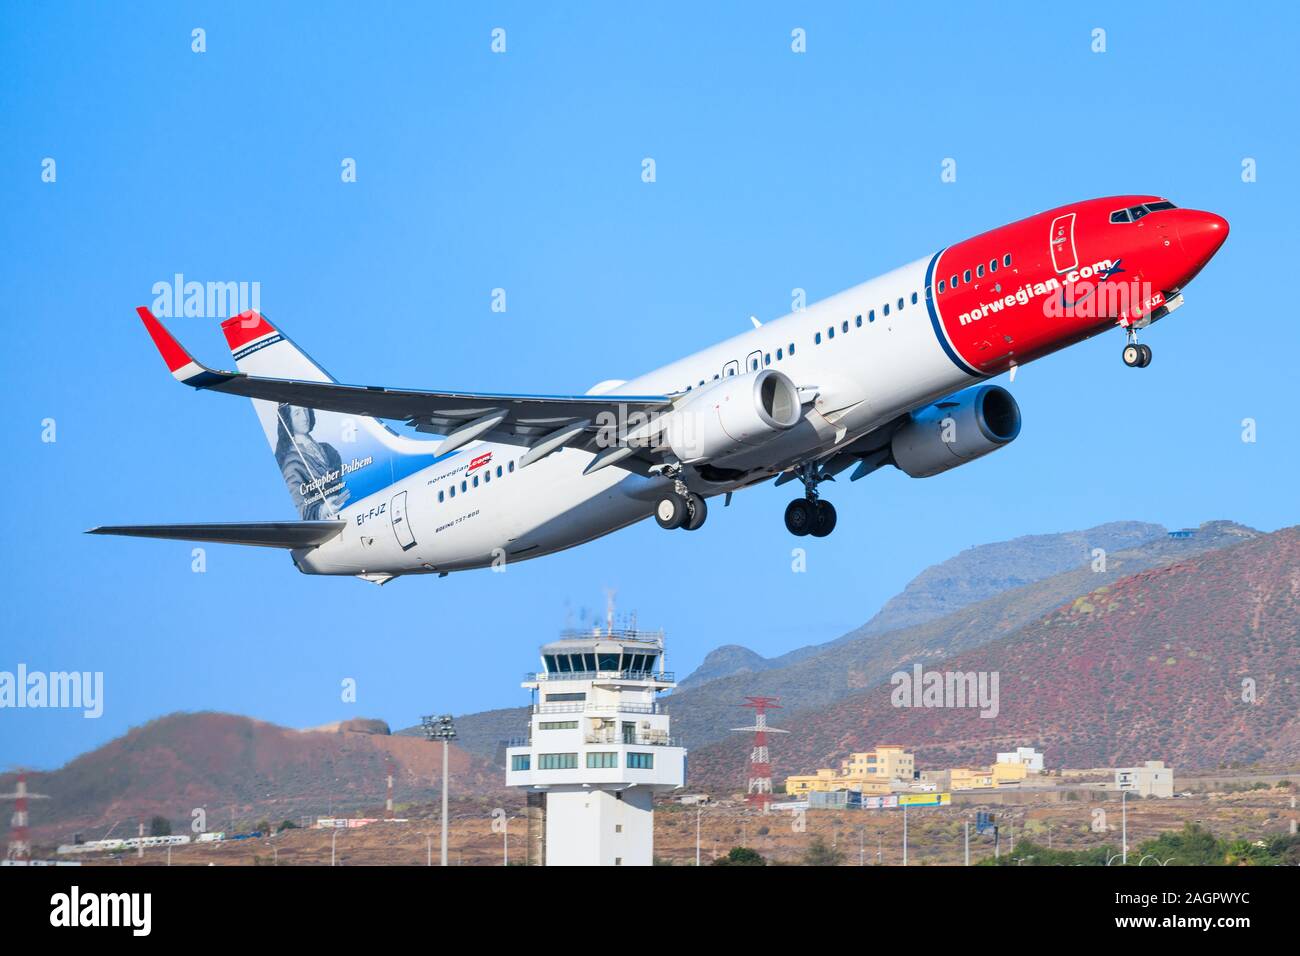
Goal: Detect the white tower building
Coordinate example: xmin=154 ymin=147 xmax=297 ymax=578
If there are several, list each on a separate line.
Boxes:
xmin=506 ymin=623 xmax=686 ymax=866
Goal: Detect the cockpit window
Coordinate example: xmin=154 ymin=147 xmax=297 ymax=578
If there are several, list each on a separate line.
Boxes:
xmin=1111 ymin=201 xmax=1177 ymax=224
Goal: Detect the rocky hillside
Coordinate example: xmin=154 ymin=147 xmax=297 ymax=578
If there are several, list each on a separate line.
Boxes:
xmin=685 ymin=525 xmax=1300 ymax=788
xmin=4 ymin=711 xmax=503 ymax=846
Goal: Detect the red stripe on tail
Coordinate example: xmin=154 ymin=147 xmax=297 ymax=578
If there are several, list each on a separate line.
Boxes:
xmin=221 ymin=311 xmax=276 ymax=351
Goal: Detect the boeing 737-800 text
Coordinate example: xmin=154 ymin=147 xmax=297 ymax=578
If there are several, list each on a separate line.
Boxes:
xmin=92 ymin=196 xmax=1228 ymax=582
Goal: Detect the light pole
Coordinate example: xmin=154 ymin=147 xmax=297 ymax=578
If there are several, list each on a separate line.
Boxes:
xmin=1121 ymin=789 xmax=1128 ymax=865
xmin=422 ymin=714 xmax=457 ymax=867
xmin=859 ymin=828 xmax=864 ymax=867
xmin=902 ymin=804 xmax=908 ymax=867
xmin=695 ymin=806 xmax=702 ymax=866
xmin=331 ymin=827 xmax=339 ymax=867
xmin=964 ymin=820 xmax=970 ymax=867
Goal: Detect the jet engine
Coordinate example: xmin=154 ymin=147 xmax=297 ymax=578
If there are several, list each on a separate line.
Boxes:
xmin=891 ymin=385 xmax=1021 ymax=478
xmin=663 ymin=368 xmax=802 ymax=465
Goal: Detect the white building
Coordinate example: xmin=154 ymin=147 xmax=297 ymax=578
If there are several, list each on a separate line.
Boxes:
xmin=506 ymin=625 xmax=686 ymax=866
xmin=996 ymin=746 xmax=1045 ymax=772
xmin=1115 ymin=760 xmax=1173 ymax=798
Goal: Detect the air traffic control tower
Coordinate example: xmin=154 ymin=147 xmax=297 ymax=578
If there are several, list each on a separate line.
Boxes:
xmin=505 ymin=621 xmax=685 ymax=866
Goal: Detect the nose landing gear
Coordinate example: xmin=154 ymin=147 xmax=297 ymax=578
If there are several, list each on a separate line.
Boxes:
xmin=783 ymin=463 xmax=838 ymax=537
xmin=1122 ymin=330 xmax=1152 ymax=368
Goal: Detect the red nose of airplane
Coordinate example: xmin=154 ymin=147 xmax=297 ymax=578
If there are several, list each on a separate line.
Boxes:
xmin=1177 ymin=211 xmax=1229 ymax=267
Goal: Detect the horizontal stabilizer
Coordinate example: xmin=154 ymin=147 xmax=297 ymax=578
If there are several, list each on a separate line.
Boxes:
xmin=87 ymin=521 xmax=345 ymax=549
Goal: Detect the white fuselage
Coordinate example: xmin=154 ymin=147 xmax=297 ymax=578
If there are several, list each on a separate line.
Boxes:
xmin=296 ymin=253 xmax=972 ymax=577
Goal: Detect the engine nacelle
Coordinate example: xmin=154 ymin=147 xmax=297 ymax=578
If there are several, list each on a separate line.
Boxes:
xmin=664 ymin=369 xmax=802 ymax=465
xmin=891 ymin=385 xmax=1021 ymax=478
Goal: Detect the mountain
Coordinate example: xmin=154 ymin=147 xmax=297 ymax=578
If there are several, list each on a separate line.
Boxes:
xmin=440 ymin=520 xmax=1256 ymax=758
xmin=679 ymin=521 xmax=1168 ymax=688
xmin=685 ymin=524 xmax=1300 ymax=788
xmin=4 ymin=712 xmax=501 ymax=846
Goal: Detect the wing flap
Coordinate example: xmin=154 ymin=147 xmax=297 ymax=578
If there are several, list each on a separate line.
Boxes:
xmin=87 ymin=521 xmax=346 ymax=549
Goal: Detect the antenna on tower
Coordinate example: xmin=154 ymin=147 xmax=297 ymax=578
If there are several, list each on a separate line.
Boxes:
xmin=731 ymin=697 xmax=788 ymax=812
xmin=603 ymin=587 xmax=617 ymax=635
xmin=1 ymin=770 xmax=50 ymax=862
xmin=385 ymin=759 xmax=395 ymax=819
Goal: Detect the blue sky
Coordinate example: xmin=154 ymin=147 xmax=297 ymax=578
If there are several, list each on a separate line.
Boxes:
xmin=2 ymin=2 xmax=1297 ymax=769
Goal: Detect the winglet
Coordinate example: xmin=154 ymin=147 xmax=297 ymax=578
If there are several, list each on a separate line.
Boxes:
xmin=135 ymin=307 xmax=232 ymax=388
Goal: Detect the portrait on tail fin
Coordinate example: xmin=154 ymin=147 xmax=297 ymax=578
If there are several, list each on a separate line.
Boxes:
xmin=274 ymin=403 xmax=350 ymax=519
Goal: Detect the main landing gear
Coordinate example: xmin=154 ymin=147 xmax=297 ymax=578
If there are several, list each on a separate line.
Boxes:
xmin=1122 ymin=329 xmax=1152 ymax=368
xmin=654 ymin=474 xmax=708 ymax=532
xmin=784 ymin=463 xmax=837 ymax=538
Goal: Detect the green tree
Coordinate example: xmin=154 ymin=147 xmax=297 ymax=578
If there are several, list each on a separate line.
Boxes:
xmin=802 ymin=836 xmax=844 ymax=867
xmin=712 ymin=846 xmax=766 ymax=866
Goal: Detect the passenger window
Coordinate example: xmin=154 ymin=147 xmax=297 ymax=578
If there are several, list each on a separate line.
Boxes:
xmin=508 ymin=461 xmax=515 ymax=473
xmin=976 ymin=264 xmax=985 ymax=278
xmin=855 ymin=315 xmax=862 ymax=328
xmin=764 ymin=353 xmax=771 ymax=365
xmin=750 ymin=358 xmax=758 ymax=370
xmin=989 ymin=259 xmax=997 ymax=273
xmin=1003 ymin=254 xmax=1012 ymax=267
xmin=963 ymin=269 xmax=972 ymax=282
xmin=789 ymin=343 xmax=795 ymax=355
xmin=897 ymin=297 xmax=904 ymax=310
xmin=911 ymin=292 xmax=918 ymax=305
xmin=939 ymin=279 xmax=946 ymax=293
xmin=484 ymin=471 xmax=490 ymax=483
xmin=461 ymin=481 xmax=467 ymax=493
xmin=841 ymin=320 xmax=848 ymax=333
xmin=449 ymin=486 xmax=456 ymax=498
xmin=883 ymin=303 xmax=890 ymax=317
xmin=438 ymin=490 xmax=445 ymax=502
xmin=868 ymin=310 xmax=875 ymax=322
xmin=776 ymin=348 xmax=783 ymax=360
xmin=815 ymin=331 xmax=822 ymax=344
xmin=496 ymin=465 xmax=502 ymax=477
xmin=828 ymin=327 xmax=834 ymax=339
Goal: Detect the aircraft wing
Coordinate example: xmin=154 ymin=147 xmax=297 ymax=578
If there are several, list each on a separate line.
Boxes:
xmin=137 ymin=307 xmax=674 ymax=464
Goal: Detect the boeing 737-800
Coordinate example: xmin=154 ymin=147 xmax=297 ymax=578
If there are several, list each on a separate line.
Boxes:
xmin=93 ymin=196 xmax=1228 ymax=582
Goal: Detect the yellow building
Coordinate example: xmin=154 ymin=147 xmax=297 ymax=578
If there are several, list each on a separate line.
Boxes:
xmin=949 ymin=768 xmax=994 ymax=790
xmin=991 ymin=760 xmax=1028 ymax=785
xmin=840 ymin=745 xmax=915 ymax=782
xmin=785 ymin=746 xmax=916 ymax=796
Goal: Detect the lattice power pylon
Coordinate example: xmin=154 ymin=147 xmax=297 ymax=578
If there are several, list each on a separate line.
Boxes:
xmin=1 ymin=772 xmax=49 ymax=862
xmin=731 ymin=697 xmax=788 ymax=811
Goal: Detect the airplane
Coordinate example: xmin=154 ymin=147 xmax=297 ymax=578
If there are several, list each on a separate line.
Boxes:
xmin=91 ymin=195 xmax=1228 ymax=582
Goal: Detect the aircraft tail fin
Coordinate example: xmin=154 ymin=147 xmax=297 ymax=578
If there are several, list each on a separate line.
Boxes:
xmin=217 ymin=311 xmax=443 ymax=519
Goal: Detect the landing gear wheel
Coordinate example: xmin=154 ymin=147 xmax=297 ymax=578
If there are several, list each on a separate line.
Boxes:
xmin=784 ymin=498 xmax=815 ymax=536
xmin=809 ymin=499 xmax=837 ymax=537
xmin=1122 ymin=343 xmax=1142 ymax=367
xmin=1137 ymin=344 xmax=1152 ymax=367
xmin=683 ymin=493 xmax=708 ymax=531
xmin=655 ymin=494 xmax=687 ymax=530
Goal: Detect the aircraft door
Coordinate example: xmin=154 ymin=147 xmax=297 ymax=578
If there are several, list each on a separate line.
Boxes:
xmin=722 ymin=359 xmax=740 ymax=378
xmin=745 ymin=349 xmax=763 ymax=373
xmin=1049 ymin=212 xmax=1078 ymax=274
xmin=390 ymin=490 xmax=417 ymax=551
